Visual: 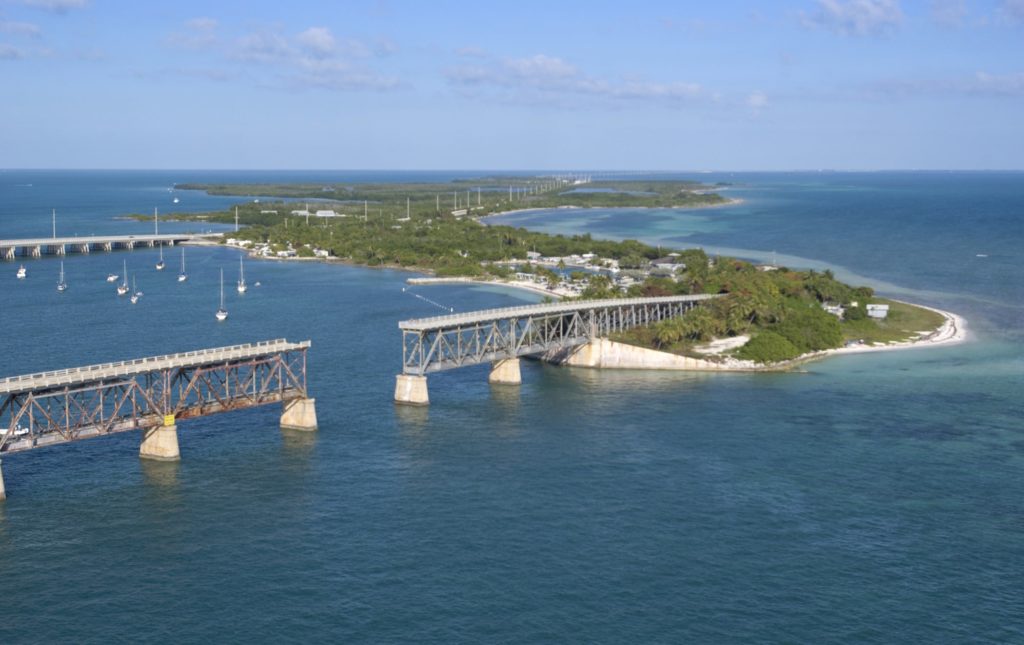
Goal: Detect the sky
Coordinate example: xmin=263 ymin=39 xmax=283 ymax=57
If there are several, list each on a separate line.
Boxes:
xmin=1 ymin=0 xmax=1022 ymax=170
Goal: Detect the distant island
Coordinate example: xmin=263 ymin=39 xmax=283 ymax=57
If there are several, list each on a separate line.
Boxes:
xmin=134 ymin=176 xmax=962 ymax=368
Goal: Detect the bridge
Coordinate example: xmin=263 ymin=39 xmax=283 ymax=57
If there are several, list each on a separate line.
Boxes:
xmin=0 ymin=233 xmax=213 ymax=260
xmin=0 ymin=339 xmax=316 ymax=500
xmin=395 ymin=294 xmax=718 ymax=404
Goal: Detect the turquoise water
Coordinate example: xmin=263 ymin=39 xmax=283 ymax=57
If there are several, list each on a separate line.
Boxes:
xmin=1 ymin=171 xmax=1022 ymax=643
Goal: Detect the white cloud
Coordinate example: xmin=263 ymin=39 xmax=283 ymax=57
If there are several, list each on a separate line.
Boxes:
xmin=747 ymin=91 xmax=769 ymax=115
xmin=801 ymin=0 xmax=903 ymax=36
xmin=167 ymin=17 xmax=219 ymax=50
xmin=0 ymin=20 xmax=42 ymax=38
xmin=0 ymin=43 xmax=26 ymax=59
xmin=930 ymin=0 xmax=967 ymax=27
xmin=445 ymin=53 xmax=709 ymax=107
xmin=297 ymin=27 xmax=336 ymax=58
xmin=18 ymin=0 xmax=88 ymax=13
xmin=1000 ymin=0 xmax=1024 ymax=23
xmin=232 ymin=30 xmax=292 ymax=63
xmin=872 ymin=71 xmax=1024 ymax=97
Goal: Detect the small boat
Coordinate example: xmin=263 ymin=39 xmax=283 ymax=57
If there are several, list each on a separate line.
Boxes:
xmin=130 ymin=275 xmax=140 ymax=304
xmin=106 ymin=273 xmax=118 ymax=282
xmin=237 ymin=256 xmax=247 ymax=294
xmin=16 ymin=264 xmax=26 ymax=279
xmin=215 ymin=268 xmax=228 ymax=321
xmin=57 ymin=261 xmax=67 ymax=292
xmin=173 ymin=197 xmax=180 ymax=204
xmin=254 ymin=281 xmax=261 ymax=287
xmin=177 ymin=247 xmax=188 ymax=282
xmin=155 ymin=208 xmax=166 ymax=270
xmin=117 ymin=260 xmax=129 ymax=295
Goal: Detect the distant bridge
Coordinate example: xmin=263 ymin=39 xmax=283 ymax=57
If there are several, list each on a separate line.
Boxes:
xmin=0 ymin=233 xmax=216 ymax=260
xmin=0 ymin=339 xmax=317 ymax=499
xmin=395 ymin=294 xmax=718 ymax=404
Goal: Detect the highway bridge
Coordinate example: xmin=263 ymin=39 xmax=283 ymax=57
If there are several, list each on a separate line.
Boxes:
xmin=0 ymin=233 xmax=214 ymax=260
xmin=395 ymin=294 xmax=718 ymax=404
xmin=0 ymin=339 xmax=316 ymax=499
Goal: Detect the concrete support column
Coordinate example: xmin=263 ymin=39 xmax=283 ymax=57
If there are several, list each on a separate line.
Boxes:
xmin=281 ymin=397 xmax=318 ymax=431
xmin=0 ymin=459 xmax=6 ymax=501
xmin=394 ymin=374 xmax=429 ymax=405
xmin=140 ymin=424 xmax=180 ymax=461
xmin=488 ymin=358 xmax=522 ymax=385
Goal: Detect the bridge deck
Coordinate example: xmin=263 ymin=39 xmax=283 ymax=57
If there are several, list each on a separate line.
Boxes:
xmin=0 ymin=339 xmax=310 ymax=395
xmin=0 ymin=233 xmax=196 ymax=246
xmin=399 ymin=294 xmax=719 ymax=331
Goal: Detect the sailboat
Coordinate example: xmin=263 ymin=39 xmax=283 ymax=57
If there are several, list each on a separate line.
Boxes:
xmin=215 ymin=269 xmax=228 ymax=321
xmin=16 ymin=264 xmax=27 ymax=279
xmin=117 ymin=260 xmax=129 ymax=295
xmin=237 ymin=256 xmax=247 ymax=293
xmin=130 ymin=275 xmax=140 ymax=304
xmin=156 ymin=244 xmax=165 ymax=271
xmin=57 ymin=261 xmax=67 ymax=292
xmin=177 ymin=247 xmax=188 ymax=282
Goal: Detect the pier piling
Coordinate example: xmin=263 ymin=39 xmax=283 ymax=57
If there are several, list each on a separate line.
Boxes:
xmin=280 ymin=398 xmax=318 ymax=431
xmin=394 ymin=375 xmax=429 ymax=405
xmin=140 ymin=424 xmax=180 ymax=461
xmin=488 ymin=358 xmax=522 ymax=385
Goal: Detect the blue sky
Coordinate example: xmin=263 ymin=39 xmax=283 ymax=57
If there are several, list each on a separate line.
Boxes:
xmin=1 ymin=0 xmax=1022 ymax=170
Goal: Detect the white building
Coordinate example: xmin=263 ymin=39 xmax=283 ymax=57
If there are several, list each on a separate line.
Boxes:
xmin=867 ymin=304 xmax=890 ymax=319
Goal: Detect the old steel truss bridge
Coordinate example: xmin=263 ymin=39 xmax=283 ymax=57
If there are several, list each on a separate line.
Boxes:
xmin=395 ymin=294 xmax=718 ymax=404
xmin=0 ymin=339 xmax=317 ymax=499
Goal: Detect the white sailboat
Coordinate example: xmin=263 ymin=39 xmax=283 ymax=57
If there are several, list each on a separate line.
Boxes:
xmin=154 ymin=208 xmax=165 ymax=270
xmin=215 ymin=269 xmax=228 ymax=321
xmin=177 ymin=247 xmax=188 ymax=282
xmin=117 ymin=260 xmax=129 ymax=295
xmin=16 ymin=264 xmax=27 ymax=279
xmin=130 ymin=275 xmax=140 ymax=304
xmin=237 ymin=256 xmax=247 ymax=293
xmin=57 ymin=261 xmax=67 ymax=292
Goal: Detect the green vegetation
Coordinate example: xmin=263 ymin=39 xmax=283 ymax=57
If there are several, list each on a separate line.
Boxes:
xmin=125 ymin=179 xmax=946 ymax=365
xmin=170 ymin=177 xmax=727 ymax=216
xmin=839 ymin=299 xmax=945 ymax=345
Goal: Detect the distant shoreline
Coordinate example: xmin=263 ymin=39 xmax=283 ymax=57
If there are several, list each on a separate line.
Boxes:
xmin=479 ymin=197 xmax=744 ymax=223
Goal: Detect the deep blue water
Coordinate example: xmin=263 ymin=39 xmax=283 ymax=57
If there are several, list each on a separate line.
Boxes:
xmin=1 ymin=171 xmax=1022 ymax=643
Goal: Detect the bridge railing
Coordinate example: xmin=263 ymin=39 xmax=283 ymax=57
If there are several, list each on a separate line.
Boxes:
xmin=1 ymin=339 xmax=312 ymax=455
xmin=399 ymin=295 xmax=717 ymax=375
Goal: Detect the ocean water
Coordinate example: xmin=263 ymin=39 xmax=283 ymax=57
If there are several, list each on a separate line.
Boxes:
xmin=1 ymin=171 xmax=1022 ymax=643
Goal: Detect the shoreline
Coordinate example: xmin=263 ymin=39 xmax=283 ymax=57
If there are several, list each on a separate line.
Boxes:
xmin=479 ymin=197 xmax=744 ymax=223
xmin=406 ymin=276 xmax=969 ymax=370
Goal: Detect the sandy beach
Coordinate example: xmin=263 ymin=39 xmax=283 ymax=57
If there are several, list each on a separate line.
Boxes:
xmin=407 ymin=276 xmax=969 ymax=370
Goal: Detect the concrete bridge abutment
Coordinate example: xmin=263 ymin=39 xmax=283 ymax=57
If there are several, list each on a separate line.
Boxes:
xmin=280 ymin=397 xmax=318 ymax=431
xmin=394 ymin=374 xmax=429 ymax=405
xmin=0 ymin=459 xmax=6 ymax=501
xmin=140 ymin=419 xmax=180 ymax=461
xmin=488 ymin=358 xmax=522 ymax=385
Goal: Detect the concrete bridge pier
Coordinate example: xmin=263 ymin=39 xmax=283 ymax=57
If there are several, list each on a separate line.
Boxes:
xmin=140 ymin=419 xmax=180 ymax=461
xmin=395 ymin=374 xmax=429 ymax=405
xmin=30 ymin=245 xmax=41 ymax=258
xmin=488 ymin=358 xmax=522 ymax=385
xmin=280 ymin=398 xmax=318 ymax=431
xmin=0 ymin=459 xmax=6 ymax=501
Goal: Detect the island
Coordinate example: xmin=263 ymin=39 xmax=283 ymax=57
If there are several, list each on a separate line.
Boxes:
xmin=139 ymin=176 xmax=964 ymax=370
